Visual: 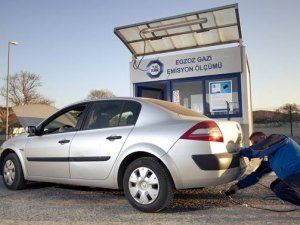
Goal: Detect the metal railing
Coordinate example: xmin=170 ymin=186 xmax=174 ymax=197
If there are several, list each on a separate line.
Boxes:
xmin=253 ymin=109 xmax=300 ymax=144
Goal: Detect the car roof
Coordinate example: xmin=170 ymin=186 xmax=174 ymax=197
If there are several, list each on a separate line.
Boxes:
xmin=60 ymin=97 xmax=206 ymax=118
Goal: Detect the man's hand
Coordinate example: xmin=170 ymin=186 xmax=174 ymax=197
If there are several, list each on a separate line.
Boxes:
xmin=225 ymin=184 xmax=239 ymax=196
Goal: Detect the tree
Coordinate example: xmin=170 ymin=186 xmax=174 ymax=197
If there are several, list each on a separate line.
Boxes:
xmin=276 ymin=103 xmax=300 ymax=126
xmin=0 ymin=71 xmax=53 ymax=106
xmin=87 ymin=89 xmax=115 ymax=100
xmin=277 ymin=103 xmax=300 ymax=114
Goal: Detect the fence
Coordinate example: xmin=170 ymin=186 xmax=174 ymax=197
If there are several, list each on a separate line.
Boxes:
xmin=254 ymin=122 xmax=300 ymax=144
xmin=253 ymin=104 xmax=300 ymax=146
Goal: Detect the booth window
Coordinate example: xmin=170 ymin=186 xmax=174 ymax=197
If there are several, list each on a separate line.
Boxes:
xmin=172 ymin=80 xmax=203 ymax=113
xmin=204 ymin=75 xmax=241 ymax=117
xmin=135 ymin=73 xmax=242 ymax=118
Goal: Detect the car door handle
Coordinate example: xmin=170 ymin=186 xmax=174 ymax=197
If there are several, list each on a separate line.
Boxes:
xmin=58 ymin=139 xmax=70 ymax=144
xmin=106 ymin=135 xmax=122 ymax=141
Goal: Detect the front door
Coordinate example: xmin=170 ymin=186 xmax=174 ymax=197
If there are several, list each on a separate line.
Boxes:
xmin=25 ymin=132 xmax=76 ymax=178
xmin=25 ymin=105 xmax=87 ymax=178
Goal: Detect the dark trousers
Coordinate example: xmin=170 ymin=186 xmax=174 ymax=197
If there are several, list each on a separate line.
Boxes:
xmin=270 ymin=173 xmax=300 ymax=206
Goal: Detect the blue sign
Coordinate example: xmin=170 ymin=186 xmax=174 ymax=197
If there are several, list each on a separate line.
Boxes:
xmin=210 ymin=80 xmax=232 ymax=94
xmin=147 ymin=60 xmax=164 ymax=78
xmin=209 ymin=80 xmax=233 ymax=112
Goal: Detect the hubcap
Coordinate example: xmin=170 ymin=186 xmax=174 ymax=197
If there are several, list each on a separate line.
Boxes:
xmin=3 ymin=160 xmax=15 ymax=185
xmin=128 ymin=167 xmax=159 ymax=205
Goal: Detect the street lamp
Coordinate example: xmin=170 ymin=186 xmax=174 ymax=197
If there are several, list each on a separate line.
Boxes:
xmin=5 ymin=41 xmax=19 ymax=140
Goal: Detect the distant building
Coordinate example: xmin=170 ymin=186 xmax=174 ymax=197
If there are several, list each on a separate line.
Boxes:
xmin=0 ymin=104 xmax=57 ymax=142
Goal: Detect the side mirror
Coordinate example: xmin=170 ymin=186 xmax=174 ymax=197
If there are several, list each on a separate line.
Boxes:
xmin=26 ymin=126 xmax=37 ymax=136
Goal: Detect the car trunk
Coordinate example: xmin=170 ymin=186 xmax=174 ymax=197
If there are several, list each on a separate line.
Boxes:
xmin=215 ymin=120 xmax=243 ymax=153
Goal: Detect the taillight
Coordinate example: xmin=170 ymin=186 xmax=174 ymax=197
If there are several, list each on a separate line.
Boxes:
xmin=180 ymin=121 xmax=224 ymax=142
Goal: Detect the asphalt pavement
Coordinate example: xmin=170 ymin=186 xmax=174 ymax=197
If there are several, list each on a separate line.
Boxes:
xmin=0 ymin=173 xmax=300 ymax=225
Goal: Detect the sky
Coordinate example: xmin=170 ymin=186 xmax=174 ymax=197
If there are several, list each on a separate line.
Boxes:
xmin=1 ymin=0 xmax=300 ymax=110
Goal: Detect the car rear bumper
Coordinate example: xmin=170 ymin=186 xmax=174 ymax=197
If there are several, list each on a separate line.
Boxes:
xmin=163 ymin=140 xmax=246 ymax=189
xmin=192 ymin=152 xmax=241 ymax=170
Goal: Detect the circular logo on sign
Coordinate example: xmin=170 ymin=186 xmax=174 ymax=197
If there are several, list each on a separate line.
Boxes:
xmin=147 ymin=60 xmax=163 ymax=78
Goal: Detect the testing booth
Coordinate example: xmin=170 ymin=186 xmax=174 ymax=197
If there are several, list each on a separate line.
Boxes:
xmin=115 ymin=4 xmax=252 ymax=145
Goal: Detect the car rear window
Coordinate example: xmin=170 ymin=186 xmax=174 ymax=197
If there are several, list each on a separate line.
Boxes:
xmin=144 ymin=98 xmax=207 ymax=118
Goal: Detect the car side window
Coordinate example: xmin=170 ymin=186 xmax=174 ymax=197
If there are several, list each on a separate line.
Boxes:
xmin=84 ymin=101 xmax=124 ymax=130
xmin=43 ymin=106 xmax=86 ymax=135
xmin=84 ymin=100 xmax=141 ymax=130
xmin=119 ymin=101 xmax=141 ymax=126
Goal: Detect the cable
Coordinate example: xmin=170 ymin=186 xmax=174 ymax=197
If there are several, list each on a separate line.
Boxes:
xmin=0 ymin=193 xmax=14 ymax=198
xmin=263 ymin=195 xmax=285 ymax=202
xmin=132 ymin=30 xmax=148 ymax=72
xmin=225 ymin=193 xmax=300 ymax=213
xmin=257 ymin=182 xmax=270 ymax=189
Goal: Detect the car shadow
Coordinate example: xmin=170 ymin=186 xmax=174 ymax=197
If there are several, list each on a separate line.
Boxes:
xmin=25 ymin=181 xmax=56 ymax=189
xmin=54 ymin=184 xmax=125 ymax=196
xmin=22 ymin=182 xmax=234 ymax=213
xmin=164 ymin=188 xmax=235 ymax=213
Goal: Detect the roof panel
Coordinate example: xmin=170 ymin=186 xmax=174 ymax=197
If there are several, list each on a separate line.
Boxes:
xmin=151 ymin=38 xmax=174 ymax=52
xmin=114 ymin=4 xmax=242 ymax=57
xmin=171 ymin=34 xmax=198 ymax=48
xmin=213 ymin=8 xmax=237 ymax=26
xmin=219 ymin=27 xmax=240 ymax=42
xmin=196 ymin=30 xmax=220 ymax=45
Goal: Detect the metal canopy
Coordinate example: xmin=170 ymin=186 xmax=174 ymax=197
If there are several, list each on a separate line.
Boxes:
xmin=114 ymin=4 xmax=242 ymax=58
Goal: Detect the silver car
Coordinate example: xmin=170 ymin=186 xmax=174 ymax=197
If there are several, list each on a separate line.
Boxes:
xmin=0 ymin=97 xmax=245 ymax=212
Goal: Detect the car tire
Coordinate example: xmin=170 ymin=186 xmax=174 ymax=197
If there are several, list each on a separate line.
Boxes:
xmin=2 ymin=153 xmax=26 ymax=190
xmin=123 ymin=157 xmax=174 ymax=212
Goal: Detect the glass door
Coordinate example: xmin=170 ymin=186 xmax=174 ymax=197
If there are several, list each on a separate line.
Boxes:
xmin=135 ymin=82 xmax=169 ymax=100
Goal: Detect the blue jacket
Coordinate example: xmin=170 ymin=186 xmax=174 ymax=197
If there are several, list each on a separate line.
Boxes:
xmin=240 ymin=134 xmax=300 ymax=181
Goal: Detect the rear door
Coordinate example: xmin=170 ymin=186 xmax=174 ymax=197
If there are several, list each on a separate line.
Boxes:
xmin=69 ymin=100 xmax=141 ymax=180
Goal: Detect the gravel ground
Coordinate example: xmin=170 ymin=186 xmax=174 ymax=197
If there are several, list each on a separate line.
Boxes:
xmin=0 ymin=171 xmax=300 ymax=225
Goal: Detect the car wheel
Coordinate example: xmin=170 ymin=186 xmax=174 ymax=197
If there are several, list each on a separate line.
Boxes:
xmin=2 ymin=153 xmax=26 ymax=190
xmin=123 ymin=157 xmax=174 ymax=212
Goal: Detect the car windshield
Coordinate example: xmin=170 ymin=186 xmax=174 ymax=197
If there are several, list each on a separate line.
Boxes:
xmin=144 ymin=98 xmax=207 ymax=118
